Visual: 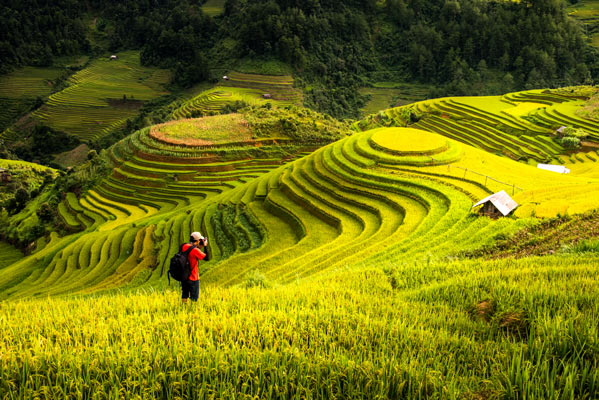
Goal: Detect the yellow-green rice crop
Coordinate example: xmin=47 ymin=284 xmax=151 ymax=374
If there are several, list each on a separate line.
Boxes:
xmin=2 ymin=96 xmax=599 ymax=398
xmin=370 ymin=127 xmax=448 ymax=154
xmin=1 ymin=254 xmax=598 ymax=399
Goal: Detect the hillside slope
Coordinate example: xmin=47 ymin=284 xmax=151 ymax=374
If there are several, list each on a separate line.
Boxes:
xmin=4 ymin=110 xmax=599 ymax=298
xmin=2 ymin=97 xmax=599 ymax=398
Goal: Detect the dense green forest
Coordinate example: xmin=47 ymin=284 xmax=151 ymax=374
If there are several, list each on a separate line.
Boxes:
xmin=1 ymin=0 xmax=598 ymax=118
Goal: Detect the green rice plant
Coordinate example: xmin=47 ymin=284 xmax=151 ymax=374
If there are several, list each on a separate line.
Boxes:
xmin=278 ymin=166 xmax=341 ymax=230
xmin=209 ymin=205 xmax=235 ymax=259
xmin=21 ymin=237 xmax=86 ymax=295
xmin=275 ymin=164 xmax=384 ymax=279
xmin=90 ymin=227 xmax=145 ymax=287
xmin=207 ymin=192 xmax=335 ymax=286
xmin=79 ymin=197 xmax=110 ymax=222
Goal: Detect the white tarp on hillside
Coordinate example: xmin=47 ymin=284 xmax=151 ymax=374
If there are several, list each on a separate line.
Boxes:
xmin=537 ymin=164 xmax=570 ymax=174
xmin=472 ymin=190 xmax=518 ymax=216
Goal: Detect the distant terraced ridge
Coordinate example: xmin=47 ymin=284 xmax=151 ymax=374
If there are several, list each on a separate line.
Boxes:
xmin=221 ymin=72 xmax=299 ymax=100
xmin=355 ymin=89 xmax=599 ymax=162
xmin=0 ymin=66 xmax=63 ymax=99
xmin=30 ymin=51 xmax=170 ymax=142
xmin=0 ymin=66 xmax=65 ymax=136
xmin=55 ymin=121 xmax=313 ymax=241
xmin=170 ymin=72 xmax=303 ymax=119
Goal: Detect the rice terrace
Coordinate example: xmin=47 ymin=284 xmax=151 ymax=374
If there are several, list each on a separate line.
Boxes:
xmin=1 ymin=0 xmax=599 ymax=398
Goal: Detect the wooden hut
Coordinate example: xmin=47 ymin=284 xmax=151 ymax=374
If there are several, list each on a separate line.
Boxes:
xmin=262 ymin=93 xmax=272 ymax=99
xmin=472 ymin=190 xmax=518 ymax=218
xmin=556 ymin=126 xmax=567 ymax=137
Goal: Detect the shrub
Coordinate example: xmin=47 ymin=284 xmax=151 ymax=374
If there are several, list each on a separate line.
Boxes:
xmin=561 ymin=239 xmax=599 ymax=254
xmin=36 ymin=202 xmax=54 ymax=223
xmin=558 ymin=136 xmax=580 ymax=149
xmin=563 ymin=126 xmax=587 ymax=139
xmin=242 ymin=269 xmax=272 ymax=289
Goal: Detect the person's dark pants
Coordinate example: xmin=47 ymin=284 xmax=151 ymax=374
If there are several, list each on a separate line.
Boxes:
xmin=181 ymin=279 xmax=199 ymax=301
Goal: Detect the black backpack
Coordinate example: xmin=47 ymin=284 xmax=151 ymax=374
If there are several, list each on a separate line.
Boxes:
xmin=168 ymin=243 xmax=194 ymax=284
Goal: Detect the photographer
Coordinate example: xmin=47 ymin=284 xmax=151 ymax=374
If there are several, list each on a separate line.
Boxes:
xmin=181 ymin=232 xmax=210 ymax=303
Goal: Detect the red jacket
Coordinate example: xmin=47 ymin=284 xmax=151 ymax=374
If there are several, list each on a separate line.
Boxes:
xmin=181 ymin=243 xmax=206 ymax=281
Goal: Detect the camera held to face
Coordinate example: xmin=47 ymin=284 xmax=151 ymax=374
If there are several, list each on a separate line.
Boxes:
xmin=190 ymin=232 xmax=207 ymax=246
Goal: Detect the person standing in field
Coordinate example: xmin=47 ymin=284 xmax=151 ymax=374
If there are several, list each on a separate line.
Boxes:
xmin=181 ymin=232 xmax=210 ymax=303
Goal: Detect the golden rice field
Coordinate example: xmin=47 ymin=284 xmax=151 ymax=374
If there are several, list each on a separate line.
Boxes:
xmin=370 ymin=127 xmax=448 ymax=154
xmin=1 ymin=87 xmax=599 ymax=398
xmin=4 ymin=122 xmax=599 ymax=294
xmin=1 ymin=254 xmax=598 ymax=398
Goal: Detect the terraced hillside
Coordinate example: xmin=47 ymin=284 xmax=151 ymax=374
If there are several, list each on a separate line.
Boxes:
xmin=0 ymin=110 xmax=332 ymax=296
xmin=357 ymin=87 xmax=599 ymax=164
xmin=2 ymin=99 xmax=599 ymax=398
xmin=568 ymin=0 xmax=599 ymax=47
xmin=170 ymin=72 xmax=303 ymax=119
xmin=0 ymin=67 xmax=64 ymax=138
xmin=5 ymin=112 xmax=599 ymax=299
xmin=359 ymin=82 xmax=430 ymax=116
xmin=31 ymin=51 xmax=170 ymax=142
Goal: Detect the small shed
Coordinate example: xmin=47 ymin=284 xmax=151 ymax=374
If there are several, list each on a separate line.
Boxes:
xmin=262 ymin=93 xmax=272 ymax=99
xmin=110 ymin=55 xmax=118 ymax=60
xmin=537 ymin=163 xmax=570 ymax=174
xmin=473 ymin=190 xmax=518 ymax=218
xmin=556 ymin=126 xmax=567 ymax=136
xmin=223 ymin=75 xmax=229 ymax=80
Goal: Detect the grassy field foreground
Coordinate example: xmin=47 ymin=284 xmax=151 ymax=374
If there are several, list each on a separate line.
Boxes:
xmin=1 ymin=254 xmax=598 ymax=399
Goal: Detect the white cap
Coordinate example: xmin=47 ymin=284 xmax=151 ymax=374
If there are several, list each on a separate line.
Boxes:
xmin=190 ymin=232 xmax=204 ymax=241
